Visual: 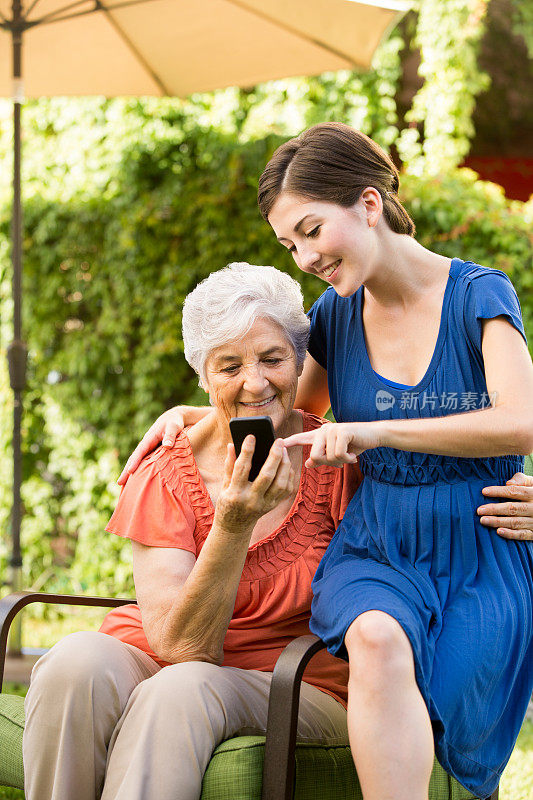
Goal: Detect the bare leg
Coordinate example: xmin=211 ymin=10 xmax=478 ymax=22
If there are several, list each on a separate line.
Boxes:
xmin=345 ymin=610 xmax=434 ymax=800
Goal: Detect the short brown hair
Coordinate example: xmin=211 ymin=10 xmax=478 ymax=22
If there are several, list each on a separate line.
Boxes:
xmin=258 ymin=122 xmax=415 ymax=236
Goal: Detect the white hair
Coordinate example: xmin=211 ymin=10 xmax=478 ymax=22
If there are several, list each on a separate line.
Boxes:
xmin=182 ymin=262 xmax=310 ymax=387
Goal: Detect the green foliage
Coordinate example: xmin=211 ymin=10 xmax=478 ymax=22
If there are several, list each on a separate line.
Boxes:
xmin=296 ymin=34 xmax=404 ymax=151
xmin=511 ymin=0 xmax=533 ymax=58
xmin=0 ymin=788 xmax=24 ymax=799
xmin=398 ymin=0 xmax=491 ymax=175
xmin=402 ymin=169 xmax=533 ymax=334
xmin=1 ymin=683 xmax=26 ymax=698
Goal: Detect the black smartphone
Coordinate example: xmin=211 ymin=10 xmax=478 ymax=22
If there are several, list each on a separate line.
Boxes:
xmin=229 ymin=416 xmax=276 ymax=481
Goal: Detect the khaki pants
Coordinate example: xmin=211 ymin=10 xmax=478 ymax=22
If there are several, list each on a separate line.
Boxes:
xmin=23 ymin=631 xmax=348 ymax=800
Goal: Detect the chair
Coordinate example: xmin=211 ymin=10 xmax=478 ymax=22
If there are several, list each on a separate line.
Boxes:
xmin=0 ymin=590 xmax=497 ymax=799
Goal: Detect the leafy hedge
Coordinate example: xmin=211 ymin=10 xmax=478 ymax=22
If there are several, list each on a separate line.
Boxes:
xmin=0 ymin=118 xmax=531 ymax=602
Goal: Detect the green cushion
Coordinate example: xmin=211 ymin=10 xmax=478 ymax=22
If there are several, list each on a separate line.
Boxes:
xmin=202 ymin=736 xmax=360 ymax=800
xmin=201 ymin=735 xmax=476 ymax=800
xmin=0 ymin=695 xmax=477 ymax=798
xmin=0 ymin=694 xmax=25 ymax=790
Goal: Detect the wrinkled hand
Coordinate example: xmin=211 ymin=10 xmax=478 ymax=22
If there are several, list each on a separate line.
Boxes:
xmin=117 ymin=406 xmax=185 ymax=485
xmin=477 ymin=472 xmax=533 ymax=540
xmin=282 ymin=422 xmax=381 ymax=468
xmin=214 ymin=436 xmax=296 ymax=534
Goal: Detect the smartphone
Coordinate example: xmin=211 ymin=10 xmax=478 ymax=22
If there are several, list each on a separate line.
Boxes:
xmin=229 ymin=416 xmax=276 ymax=481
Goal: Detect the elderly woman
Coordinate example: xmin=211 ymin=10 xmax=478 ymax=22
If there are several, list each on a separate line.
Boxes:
xmin=23 ymin=262 xmax=354 ymax=800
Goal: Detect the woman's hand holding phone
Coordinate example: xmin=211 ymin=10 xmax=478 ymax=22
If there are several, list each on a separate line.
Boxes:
xmin=214 ymin=436 xmax=296 ymax=536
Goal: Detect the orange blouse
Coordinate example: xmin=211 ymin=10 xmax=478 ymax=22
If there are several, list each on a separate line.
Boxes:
xmin=100 ymin=411 xmax=362 ymax=707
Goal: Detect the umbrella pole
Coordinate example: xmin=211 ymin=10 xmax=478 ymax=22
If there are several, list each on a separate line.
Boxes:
xmin=6 ymin=0 xmax=27 ymax=657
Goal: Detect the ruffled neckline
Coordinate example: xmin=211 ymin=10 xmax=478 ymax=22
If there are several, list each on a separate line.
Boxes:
xmin=149 ymin=411 xmax=336 ymax=581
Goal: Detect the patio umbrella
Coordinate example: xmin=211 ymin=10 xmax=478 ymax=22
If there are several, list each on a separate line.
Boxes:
xmin=0 ymin=0 xmax=408 ymax=652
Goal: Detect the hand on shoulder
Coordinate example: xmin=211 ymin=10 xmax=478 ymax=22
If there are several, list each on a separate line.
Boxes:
xmin=117 ymin=405 xmax=203 ymax=485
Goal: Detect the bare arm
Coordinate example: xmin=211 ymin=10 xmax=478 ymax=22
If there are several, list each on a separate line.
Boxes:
xmin=133 ymin=438 xmax=295 ymax=665
xmin=295 ymin=354 xmax=331 ymax=417
xmin=133 ymin=523 xmax=250 ymax=665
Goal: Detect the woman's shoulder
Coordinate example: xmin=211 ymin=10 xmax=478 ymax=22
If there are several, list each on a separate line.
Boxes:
xmin=106 ymin=430 xmax=199 ymax=549
xmin=137 ymin=431 xmax=199 ymax=497
xmin=449 ymin=257 xmax=526 ymax=349
xmin=144 ymin=428 xmax=195 ymax=465
xmin=451 ymin=257 xmax=517 ymax=292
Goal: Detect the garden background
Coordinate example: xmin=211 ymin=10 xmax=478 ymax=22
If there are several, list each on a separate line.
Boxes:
xmin=0 ymin=1 xmax=532 ymax=796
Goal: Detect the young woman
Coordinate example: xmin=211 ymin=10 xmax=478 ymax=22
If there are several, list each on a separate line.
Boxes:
xmin=257 ymin=123 xmax=533 ymax=800
xmin=119 ymin=123 xmax=533 ymax=800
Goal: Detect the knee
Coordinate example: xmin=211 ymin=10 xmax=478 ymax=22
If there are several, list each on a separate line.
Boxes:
xmin=345 ymin=612 xmax=412 ymax=674
xmin=136 ymin=661 xmax=226 ymax=708
xmin=29 ymin=631 xmax=120 ymax=693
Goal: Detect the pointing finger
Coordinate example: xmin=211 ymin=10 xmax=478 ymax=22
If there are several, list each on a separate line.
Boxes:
xmin=282 ymin=431 xmax=317 ymax=448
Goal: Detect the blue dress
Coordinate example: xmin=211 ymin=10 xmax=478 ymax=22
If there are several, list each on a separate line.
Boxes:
xmin=307 ymin=258 xmax=533 ymax=799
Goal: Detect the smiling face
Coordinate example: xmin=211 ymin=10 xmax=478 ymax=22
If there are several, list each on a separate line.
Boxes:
xmin=203 ymin=316 xmax=303 ymax=436
xmin=268 ymin=191 xmax=382 ymax=298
